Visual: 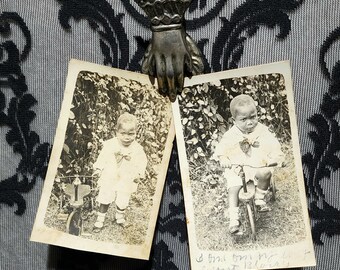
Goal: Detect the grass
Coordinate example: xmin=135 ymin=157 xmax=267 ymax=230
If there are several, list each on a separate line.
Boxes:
xmin=190 ymin=142 xmax=307 ymax=251
xmin=44 ymin=181 xmax=153 ymax=246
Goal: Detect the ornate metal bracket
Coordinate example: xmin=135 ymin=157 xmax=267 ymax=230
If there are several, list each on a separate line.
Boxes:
xmin=135 ymin=0 xmax=204 ymax=101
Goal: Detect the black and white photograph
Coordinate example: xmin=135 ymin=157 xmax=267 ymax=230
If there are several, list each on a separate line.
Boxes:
xmin=173 ymin=61 xmax=315 ymax=269
xmin=31 ymin=60 xmax=174 ymax=259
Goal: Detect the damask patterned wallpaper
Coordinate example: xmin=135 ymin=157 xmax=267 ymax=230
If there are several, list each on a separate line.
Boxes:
xmin=0 ymin=0 xmax=339 ymax=269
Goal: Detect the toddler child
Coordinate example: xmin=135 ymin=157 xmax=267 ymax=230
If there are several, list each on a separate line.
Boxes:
xmin=93 ymin=112 xmax=147 ymax=230
xmin=213 ymin=94 xmax=284 ymax=234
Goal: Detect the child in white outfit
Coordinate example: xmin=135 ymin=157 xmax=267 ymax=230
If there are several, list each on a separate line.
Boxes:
xmin=93 ymin=113 xmax=147 ymax=230
xmin=213 ymin=94 xmax=284 ymax=234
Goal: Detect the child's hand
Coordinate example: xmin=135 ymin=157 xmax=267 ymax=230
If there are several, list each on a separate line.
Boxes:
xmin=223 ymin=161 xmax=232 ymax=169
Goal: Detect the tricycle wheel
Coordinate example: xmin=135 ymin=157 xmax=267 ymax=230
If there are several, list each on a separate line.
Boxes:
xmin=246 ymin=203 xmax=256 ymax=241
xmin=66 ymin=210 xmax=82 ymax=236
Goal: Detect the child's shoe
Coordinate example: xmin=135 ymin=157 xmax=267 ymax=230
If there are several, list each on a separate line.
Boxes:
xmin=229 ymin=207 xmax=240 ymax=234
xmin=255 ymin=187 xmax=271 ymax=212
xmin=115 ymin=209 xmax=126 ymax=226
xmin=93 ymin=212 xmax=106 ymax=232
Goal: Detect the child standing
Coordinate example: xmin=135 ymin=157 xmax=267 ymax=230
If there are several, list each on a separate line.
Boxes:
xmin=213 ymin=94 xmax=284 ymax=234
xmin=93 ymin=113 xmax=147 ymax=230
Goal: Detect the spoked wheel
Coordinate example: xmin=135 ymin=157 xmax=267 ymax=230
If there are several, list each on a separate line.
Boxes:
xmin=246 ymin=203 xmax=256 ymax=241
xmin=66 ymin=210 xmax=82 ymax=236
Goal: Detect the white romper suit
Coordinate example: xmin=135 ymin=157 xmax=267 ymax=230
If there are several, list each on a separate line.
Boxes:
xmin=214 ymin=123 xmax=284 ymax=189
xmin=93 ymin=137 xmax=147 ymax=208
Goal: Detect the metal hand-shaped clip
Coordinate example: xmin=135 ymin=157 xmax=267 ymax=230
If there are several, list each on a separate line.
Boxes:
xmin=136 ymin=0 xmax=204 ymax=101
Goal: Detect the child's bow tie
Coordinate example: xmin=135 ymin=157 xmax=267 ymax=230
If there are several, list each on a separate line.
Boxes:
xmin=239 ymin=138 xmax=260 ymax=155
xmin=115 ymin=152 xmax=131 ymax=165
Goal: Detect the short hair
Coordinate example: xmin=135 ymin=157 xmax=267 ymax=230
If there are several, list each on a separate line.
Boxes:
xmin=230 ymin=94 xmax=256 ymax=117
xmin=116 ymin=112 xmax=137 ymax=130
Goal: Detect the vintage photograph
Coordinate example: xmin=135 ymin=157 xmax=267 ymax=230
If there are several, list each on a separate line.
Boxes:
xmin=31 ymin=60 xmax=174 ymax=259
xmin=173 ymin=61 xmax=315 ymax=269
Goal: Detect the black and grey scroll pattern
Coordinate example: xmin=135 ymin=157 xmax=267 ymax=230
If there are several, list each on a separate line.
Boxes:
xmin=211 ymin=0 xmax=303 ymax=71
xmin=303 ymin=26 xmax=340 ymax=245
xmin=0 ymin=12 xmax=50 ymax=215
xmin=57 ymin=0 xmax=131 ymax=68
xmin=150 ymin=143 xmax=189 ymax=269
xmin=2 ymin=0 xmax=340 ymax=269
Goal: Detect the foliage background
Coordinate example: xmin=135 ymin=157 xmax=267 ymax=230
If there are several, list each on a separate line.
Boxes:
xmin=44 ymin=71 xmax=172 ymax=245
xmin=178 ymin=73 xmax=306 ymax=250
xmin=178 ymin=73 xmax=290 ymax=162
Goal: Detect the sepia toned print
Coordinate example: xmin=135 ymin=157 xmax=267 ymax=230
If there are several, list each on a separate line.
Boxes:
xmin=173 ymin=61 xmax=315 ymax=269
xmin=31 ymin=59 xmax=174 ymax=259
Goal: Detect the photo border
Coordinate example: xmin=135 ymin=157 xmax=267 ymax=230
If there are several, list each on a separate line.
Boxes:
xmin=30 ymin=59 xmax=175 ymax=260
xmin=173 ymin=61 xmax=316 ymax=269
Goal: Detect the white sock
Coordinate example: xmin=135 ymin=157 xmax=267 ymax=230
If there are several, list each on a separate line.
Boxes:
xmin=229 ymin=207 xmax=239 ymax=221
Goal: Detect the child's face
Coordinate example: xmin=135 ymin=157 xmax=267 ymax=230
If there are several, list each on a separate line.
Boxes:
xmin=233 ymin=104 xmax=258 ymax=134
xmin=116 ymin=122 xmax=137 ymax=147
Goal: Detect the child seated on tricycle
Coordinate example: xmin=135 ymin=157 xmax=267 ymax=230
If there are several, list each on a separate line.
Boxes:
xmin=213 ymin=94 xmax=284 ymax=234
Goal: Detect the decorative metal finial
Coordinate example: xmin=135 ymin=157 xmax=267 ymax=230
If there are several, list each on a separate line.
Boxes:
xmin=135 ymin=0 xmax=204 ymax=102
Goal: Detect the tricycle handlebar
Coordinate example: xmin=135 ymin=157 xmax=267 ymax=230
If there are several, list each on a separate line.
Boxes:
xmin=230 ymin=162 xmax=278 ymax=168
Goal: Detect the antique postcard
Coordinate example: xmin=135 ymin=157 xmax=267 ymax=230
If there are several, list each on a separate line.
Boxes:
xmin=31 ymin=59 xmax=175 ymax=259
xmin=173 ymin=61 xmax=315 ymax=269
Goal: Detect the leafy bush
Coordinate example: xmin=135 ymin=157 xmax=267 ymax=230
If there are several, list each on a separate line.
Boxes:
xmin=178 ymin=73 xmax=291 ymax=164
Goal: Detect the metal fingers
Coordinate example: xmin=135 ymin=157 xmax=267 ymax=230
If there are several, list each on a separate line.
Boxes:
xmin=141 ymin=26 xmax=203 ymax=101
xmin=154 ymin=52 xmax=186 ymax=102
